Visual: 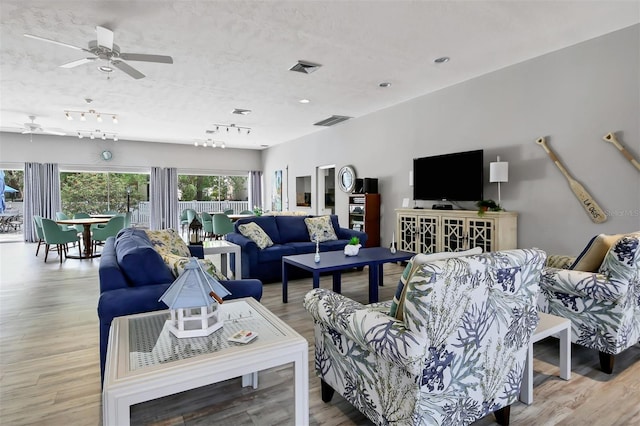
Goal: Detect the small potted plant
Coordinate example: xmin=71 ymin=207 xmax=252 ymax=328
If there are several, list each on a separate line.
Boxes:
xmin=344 ymin=236 xmax=361 ymax=256
xmin=475 ymin=199 xmax=503 ymax=217
xmin=252 ymin=205 xmax=263 ymax=217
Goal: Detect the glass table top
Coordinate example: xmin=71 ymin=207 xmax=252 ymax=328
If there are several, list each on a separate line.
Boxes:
xmin=128 ymin=300 xmax=287 ymax=371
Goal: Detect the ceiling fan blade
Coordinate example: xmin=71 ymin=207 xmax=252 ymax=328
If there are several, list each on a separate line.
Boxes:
xmin=60 ymin=57 xmax=97 ymax=68
xmin=96 ymin=26 xmax=114 ymax=50
xmin=43 ymin=129 xmax=66 ymax=136
xmin=111 ymin=60 xmax=145 ymax=79
xmin=119 ymin=53 xmax=173 ymax=64
xmin=24 ymin=33 xmax=89 ymax=52
xmin=21 ymin=130 xmax=32 ymax=134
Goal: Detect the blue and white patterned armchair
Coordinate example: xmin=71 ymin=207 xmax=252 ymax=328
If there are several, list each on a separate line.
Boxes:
xmin=304 ymin=248 xmax=546 ymax=426
xmin=537 ymin=232 xmax=640 ymax=373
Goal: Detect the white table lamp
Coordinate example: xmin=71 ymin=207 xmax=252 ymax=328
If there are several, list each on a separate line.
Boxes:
xmin=489 ymin=156 xmax=509 ymax=206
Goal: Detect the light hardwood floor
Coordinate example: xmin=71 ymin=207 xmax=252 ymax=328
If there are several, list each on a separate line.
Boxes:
xmin=1 ymin=240 xmax=639 ymax=425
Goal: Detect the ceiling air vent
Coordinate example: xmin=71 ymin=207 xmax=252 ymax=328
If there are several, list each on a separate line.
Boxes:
xmin=289 ymin=60 xmax=322 ymax=74
xmin=314 ymin=115 xmax=351 ymax=127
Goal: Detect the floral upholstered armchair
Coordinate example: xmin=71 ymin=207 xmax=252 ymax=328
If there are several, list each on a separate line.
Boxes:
xmin=538 ymin=232 xmax=640 ymax=373
xmin=304 ymin=248 xmax=546 ymax=426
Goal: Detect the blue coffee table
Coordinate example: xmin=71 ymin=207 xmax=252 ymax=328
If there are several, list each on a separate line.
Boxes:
xmin=281 ymin=247 xmax=414 ymax=303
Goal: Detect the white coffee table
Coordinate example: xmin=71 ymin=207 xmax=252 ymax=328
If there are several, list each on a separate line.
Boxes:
xmin=102 ymin=298 xmax=308 ymax=426
xmin=520 ymin=312 xmax=571 ymax=404
xmin=203 ymin=240 xmax=242 ymax=279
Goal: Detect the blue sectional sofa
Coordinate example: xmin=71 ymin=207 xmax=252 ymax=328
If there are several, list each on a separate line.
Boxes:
xmin=225 ymin=214 xmax=367 ymax=283
xmin=97 ymin=228 xmax=263 ymax=384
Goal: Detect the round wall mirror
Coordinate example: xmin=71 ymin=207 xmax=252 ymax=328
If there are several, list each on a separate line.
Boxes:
xmin=101 ymin=150 xmax=113 ymax=161
xmin=338 ymin=165 xmax=356 ymax=193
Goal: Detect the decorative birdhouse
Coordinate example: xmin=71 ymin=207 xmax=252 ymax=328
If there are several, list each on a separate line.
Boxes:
xmin=189 ymin=216 xmax=203 ymax=245
xmin=159 ymin=257 xmax=231 ymax=338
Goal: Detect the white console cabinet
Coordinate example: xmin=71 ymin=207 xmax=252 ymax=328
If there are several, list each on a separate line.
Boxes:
xmin=396 ymin=209 xmax=517 ymax=254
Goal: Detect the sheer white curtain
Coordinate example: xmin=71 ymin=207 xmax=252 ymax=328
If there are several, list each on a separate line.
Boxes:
xmin=163 ymin=168 xmax=179 ymax=230
xmin=149 ymin=167 xmax=164 ymax=230
xmin=23 ymin=162 xmax=42 ymax=242
xmin=22 ymin=162 xmax=61 ymax=242
xmin=149 ymin=167 xmax=179 ymax=230
xmin=248 ymin=170 xmax=263 ymax=211
xmin=42 ymin=163 xmax=61 ymax=220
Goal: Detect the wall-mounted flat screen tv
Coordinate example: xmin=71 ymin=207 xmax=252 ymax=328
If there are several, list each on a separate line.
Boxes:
xmin=413 ymin=149 xmax=484 ymax=201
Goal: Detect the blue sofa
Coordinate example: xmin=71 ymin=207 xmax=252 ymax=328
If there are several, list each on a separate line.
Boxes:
xmin=97 ymin=228 xmax=263 ymax=384
xmin=225 ymin=214 xmax=367 ymax=283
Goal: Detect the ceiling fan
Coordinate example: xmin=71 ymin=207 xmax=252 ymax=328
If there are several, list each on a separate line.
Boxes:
xmin=21 ymin=116 xmax=65 ymax=136
xmin=24 ymin=26 xmax=173 ymax=79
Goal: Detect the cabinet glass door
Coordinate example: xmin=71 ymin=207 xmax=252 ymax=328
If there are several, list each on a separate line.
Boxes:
xmin=467 ymin=219 xmax=494 ymax=253
xmin=417 ymin=215 xmax=438 ymax=254
xmin=399 ymin=215 xmax=418 ymax=252
xmin=442 ymin=218 xmax=466 ymax=252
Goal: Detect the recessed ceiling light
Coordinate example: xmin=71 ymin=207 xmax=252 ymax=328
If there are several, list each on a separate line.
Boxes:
xmin=299 ymin=99 xmax=310 ymax=104
xmin=434 ymin=56 xmax=450 ymax=64
xmin=379 ymin=82 xmax=391 ymax=88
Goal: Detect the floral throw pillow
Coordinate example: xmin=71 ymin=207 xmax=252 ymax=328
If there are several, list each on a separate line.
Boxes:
xmin=162 ymin=253 xmax=227 ymax=281
xmin=145 ymin=228 xmax=191 ymax=257
xmin=304 ymin=216 xmax=338 ymax=243
xmin=238 ymin=222 xmax=274 ymax=249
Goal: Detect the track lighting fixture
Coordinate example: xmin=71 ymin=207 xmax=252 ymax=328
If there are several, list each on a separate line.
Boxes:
xmin=208 ymin=123 xmax=251 ymax=135
xmin=77 ymin=130 xmax=118 ymax=141
xmin=64 ymin=109 xmax=118 ymax=124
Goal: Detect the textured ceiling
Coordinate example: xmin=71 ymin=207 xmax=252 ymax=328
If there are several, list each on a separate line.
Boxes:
xmin=1 ymin=1 xmax=638 ymax=150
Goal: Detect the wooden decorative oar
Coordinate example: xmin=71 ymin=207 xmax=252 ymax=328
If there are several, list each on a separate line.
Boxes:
xmin=536 ymin=137 xmax=607 ymax=223
xmin=603 ymin=132 xmax=640 ymax=172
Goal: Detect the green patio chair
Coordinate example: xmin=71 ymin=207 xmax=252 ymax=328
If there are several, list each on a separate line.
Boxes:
xmin=200 ymin=212 xmax=214 ymax=240
xmin=40 ymin=218 xmax=80 ymax=263
xmin=239 ymin=210 xmax=254 ymax=215
xmin=212 ymin=213 xmax=234 ymax=240
xmin=223 ymin=208 xmax=234 ymax=215
xmin=92 ymin=216 xmax=125 ymax=252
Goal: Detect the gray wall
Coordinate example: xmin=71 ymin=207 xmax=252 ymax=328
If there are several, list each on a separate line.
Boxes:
xmin=263 ymin=25 xmax=640 ymax=255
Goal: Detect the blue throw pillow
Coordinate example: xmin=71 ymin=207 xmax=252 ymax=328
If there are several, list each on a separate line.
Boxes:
xmin=115 ymin=230 xmax=174 ymax=287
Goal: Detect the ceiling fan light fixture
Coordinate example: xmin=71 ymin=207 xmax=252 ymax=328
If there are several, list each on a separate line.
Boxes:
xmin=98 ymin=65 xmax=114 ymax=73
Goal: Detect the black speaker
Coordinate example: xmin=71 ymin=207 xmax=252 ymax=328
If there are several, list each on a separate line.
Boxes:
xmin=353 ymin=178 xmax=364 ymax=194
xmin=364 ymin=178 xmax=378 ymax=194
